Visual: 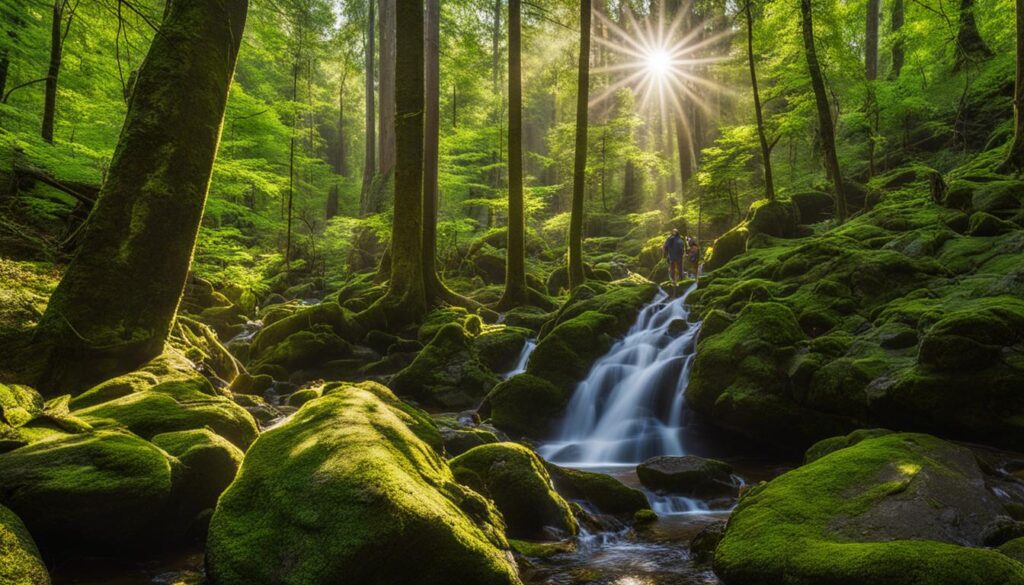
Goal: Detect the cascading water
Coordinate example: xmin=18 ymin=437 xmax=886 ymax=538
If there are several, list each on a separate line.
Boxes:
xmin=538 ymin=284 xmax=710 ymax=514
xmin=504 ymin=339 xmax=537 ymax=379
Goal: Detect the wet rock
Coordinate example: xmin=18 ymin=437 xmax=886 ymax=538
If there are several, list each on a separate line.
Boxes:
xmin=206 ymin=383 xmax=519 ymax=585
xmin=473 ymin=326 xmax=531 ymax=373
xmin=690 ymin=520 xmax=726 ymax=565
xmin=544 ymin=462 xmax=650 ymax=517
xmin=450 ymin=442 xmax=577 ymax=539
xmin=637 ymin=455 xmax=738 ymax=498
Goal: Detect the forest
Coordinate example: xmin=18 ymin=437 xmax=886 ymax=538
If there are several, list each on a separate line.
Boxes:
xmin=1 ymin=0 xmax=1024 ymax=583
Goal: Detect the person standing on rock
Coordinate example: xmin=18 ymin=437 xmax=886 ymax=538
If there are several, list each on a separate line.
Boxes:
xmin=663 ymin=229 xmax=685 ymax=289
xmin=685 ymin=238 xmax=701 ymax=282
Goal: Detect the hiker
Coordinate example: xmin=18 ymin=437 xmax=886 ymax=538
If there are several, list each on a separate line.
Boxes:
xmin=663 ymin=229 xmax=685 ymax=287
xmin=685 ymin=239 xmax=701 ymax=281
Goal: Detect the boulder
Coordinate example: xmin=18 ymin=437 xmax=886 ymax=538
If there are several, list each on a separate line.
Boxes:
xmin=440 ymin=426 xmax=500 ymax=457
xmin=969 ymin=211 xmax=1017 ymax=237
xmin=450 ymin=443 xmax=577 ymax=539
xmin=544 ymin=462 xmax=649 ymax=516
xmin=206 ymin=384 xmax=520 ymax=585
xmin=637 ymin=455 xmax=737 ymax=498
xmin=791 ymin=191 xmax=834 ymax=224
xmin=249 ymin=324 xmax=352 ymax=377
xmin=473 ymin=326 xmax=531 ymax=373
xmin=0 ymin=430 xmax=178 ymax=552
xmin=0 ymin=504 xmax=50 ymax=585
xmin=706 ymin=225 xmax=749 ymax=271
xmin=714 ymin=433 xmax=1024 ymax=585
xmin=484 ymin=374 xmax=565 ymax=438
xmin=390 ymin=323 xmax=500 ymax=409
xmin=690 ymin=520 xmax=727 ymax=565
xmin=747 ymin=199 xmax=800 ymax=238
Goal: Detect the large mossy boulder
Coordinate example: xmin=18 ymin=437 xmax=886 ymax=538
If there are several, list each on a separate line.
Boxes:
xmin=249 ymin=324 xmax=352 ymax=377
xmin=747 ymin=199 xmax=801 ymax=238
xmin=249 ymin=301 xmax=352 ymax=358
xmin=544 ymin=462 xmax=649 ymax=516
xmin=715 ymin=432 xmax=1024 ymax=585
xmin=151 ymin=429 xmax=243 ymax=532
xmin=206 ymin=383 xmax=520 ymax=585
xmin=0 ymin=504 xmax=50 ymax=585
xmin=0 ymin=430 xmax=178 ymax=553
xmin=450 ymin=443 xmax=577 ymax=540
xmin=473 ymin=325 xmax=531 ymax=373
xmin=390 ymin=323 xmax=500 ymax=409
xmin=637 ymin=455 xmax=737 ymax=498
xmin=707 ymin=225 xmax=749 ymax=271
xmin=791 ymin=191 xmax=834 ymax=224
xmin=484 ymin=374 xmax=565 ymax=438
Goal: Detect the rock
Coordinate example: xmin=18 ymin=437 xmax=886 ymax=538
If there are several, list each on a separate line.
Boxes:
xmin=706 ymin=225 xmax=749 ymax=271
xmin=690 ymin=520 xmax=726 ymax=565
xmin=483 ymin=374 xmax=565 ymax=438
xmin=1001 ymin=537 xmax=1024 ymax=564
xmin=969 ymin=211 xmax=1017 ymax=237
xmin=791 ymin=191 xmax=834 ymax=224
xmin=285 ymin=387 xmax=320 ymax=407
xmin=0 ymin=430 xmax=178 ymax=552
xmin=667 ymin=318 xmax=689 ymax=336
xmin=450 ymin=443 xmax=578 ymax=539
xmin=917 ymin=303 xmax=1023 ymax=371
xmin=747 ymin=199 xmax=801 ymax=238
xmin=151 ymin=429 xmax=243 ymax=539
xmin=249 ymin=302 xmax=351 ymax=357
xmin=473 ymin=326 xmax=531 ymax=373
xmin=714 ymin=433 xmax=1024 ymax=585
xmin=637 ymin=455 xmax=737 ymax=497
xmin=390 ymin=323 xmax=500 ymax=409
xmin=69 ymin=371 xmax=161 ymax=410
xmin=972 ymin=180 xmax=1024 ymax=214
xmin=227 ymin=372 xmax=274 ymax=396
xmin=503 ymin=306 xmax=551 ymax=333
xmin=803 ymin=428 xmax=895 ymax=464
xmin=0 ymin=504 xmax=50 ymax=585
xmin=418 ymin=306 xmax=471 ymax=342
xmin=206 ymin=384 xmax=519 ymax=585
xmin=250 ymin=324 xmax=352 ymax=376
xmin=469 ymin=245 xmax=507 ymax=284
xmin=0 ymin=383 xmax=45 ymax=427
xmin=440 ymin=426 xmax=500 ymax=457
xmin=544 ymin=462 xmax=649 ymax=516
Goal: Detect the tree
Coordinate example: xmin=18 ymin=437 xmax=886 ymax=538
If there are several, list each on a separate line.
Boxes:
xmin=360 ymin=0 xmax=376 ymax=215
xmin=372 ymin=0 xmax=426 ymax=323
xmin=800 ymin=0 xmax=846 ymax=222
xmin=568 ymin=0 xmax=591 ymax=291
xmin=497 ymin=0 xmax=528 ymax=309
xmin=42 ymin=0 xmax=76 ymax=143
xmin=378 ymin=0 xmax=397 ymax=177
xmin=865 ymin=0 xmax=880 ymax=177
xmin=954 ymin=0 xmax=992 ymax=71
xmin=31 ymin=0 xmax=249 ymax=395
xmin=1001 ymin=0 xmax=1024 ymax=173
xmin=745 ymin=0 xmax=775 ymax=201
xmin=423 ymin=0 xmax=444 ymax=297
xmin=890 ymin=0 xmax=905 ymax=79
xmin=0 ymin=48 xmax=9 ymax=100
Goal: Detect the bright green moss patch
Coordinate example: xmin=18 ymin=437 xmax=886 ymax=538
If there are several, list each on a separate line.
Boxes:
xmin=390 ymin=322 xmax=500 ymax=409
xmin=543 ymin=462 xmax=649 ymax=516
xmin=152 ymin=429 xmax=242 ymax=525
xmin=0 ymin=504 xmax=50 ymax=585
xmin=206 ymin=384 xmax=520 ymax=585
xmin=450 ymin=442 xmax=577 ymax=539
xmin=715 ymin=433 xmax=1024 ymax=585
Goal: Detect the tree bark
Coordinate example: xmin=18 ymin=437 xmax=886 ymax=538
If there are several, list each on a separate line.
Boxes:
xmin=326 ymin=183 xmax=339 ymax=219
xmin=498 ymin=0 xmax=528 ymax=309
xmin=865 ymin=0 xmax=880 ymax=82
xmin=42 ymin=0 xmax=67 ymax=143
xmin=800 ymin=0 xmax=847 ymax=222
xmin=423 ymin=0 xmax=444 ymax=298
xmin=491 ymin=0 xmax=501 ymax=95
xmin=373 ymin=0 xmax=426 ymax=323
xmin=1001 ymin=0 xmax=1024 ymax=172
xmin=0 ymin=49 xmax=9 ymax=102
xmin=337 ymin=71 xmax=348 ymax=177
xmin=955 ymin=0 xmax=992 ymax=70
xmin=746 ymin=0 xmax=775 ymax=201
xmin=360 ymin=1 xmax=376 ymax=215
xmin=32 ymin=0 xmax=248 ymax=395
xmin=377 ymin=0 xmax=396 ymax=177
xmin=890 ymin=0 xmax=905 ymax=78
xmin=567 ymin=0 xmax=591 ymax=291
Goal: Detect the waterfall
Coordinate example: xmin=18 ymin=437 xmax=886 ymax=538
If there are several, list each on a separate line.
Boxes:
xmin=538 ymin=284 xmax=699 ymax=467
xmin=504 ymin=339 xmax=537 ymax=379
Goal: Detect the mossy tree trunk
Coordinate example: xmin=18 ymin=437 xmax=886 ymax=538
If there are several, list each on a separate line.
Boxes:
xmin=745 ymin=0 xmax=775 ymax=201
xmin=954 ymin=0 xmax=992 ymax=71
xmin=890 ymin=0 xmax=905 ymax=79
xmin=865 ymin=0 xmax=880 ymax=177
xmin=800 ymin=0 xmax=847 ymax=222
xmin=567 ymin=0 xmax=591 ymax=291
xmin=0 ymin=49 xmax=9 ymax=102
xmin=378 ymin=0 xmax=396 ymax=178
xmin=360 ymin=1 xmax=376 ymax=216
xmin=42 ymin=0 xmax=73 ymax=144
xmin=1002 ymin=0 xmax=1024 ymax=173
xmin=498 ymin=0 xmax=528 ymax=309
xmin=31 ymin=0 xmax=248 ymax=395
xmin=371 ymin=0 xmax=426 ymax=325
xmin=423 ymin=0 xmax=444 ymax=299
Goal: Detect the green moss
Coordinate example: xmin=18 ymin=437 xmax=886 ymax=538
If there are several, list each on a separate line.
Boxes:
xmin=450 ymin=442 xmax=577 ymax=539
xmin=250 ymin=302 xmax=352 ymax=357
xmin=152 ymin=429 xmax=243 ymax=530
xmin=543 ymin=462 xmax=649 ymax=516
xmin=508 ymin=538 xmax=574 ymax=558
xmin=0 ymin=504 xmax=50 ymax=585
xmin=250 ymin=324 xmax=352 ymax=375
xmin=321 ymin=381 xmax=443 ymax=452
xmin=747 ymin=198 xmax=801 ymax=237
xmin=707 ymin=224 xmax=749 ymax=271
xmin=715 ymin=433 xmax=1024 ymax=585
xmin=390 ymin=323 xmax=500 ymax=409
xmin=473 ymin=325 xmax=531 ymax=373
xmin=206 ymin=386 xmax=520 ymax=585
xmin=0 ymin=430 xmax=178 ymax=552
xmin=286 ymin=388 xmax=321 ymax=407
xmin=69 ymin=371 xmax=160 ymax=410
xmin=418 ymin=306 xmax=470 ymax=343
xmin=0 ymin=384 xmax=45 ymax=427
xmin=1000 ymin=538 xmax=1024 ymax=564
xmin=804 ymin=429 xmax=896 ymax=464
xmin=530 ymin=311 xmax=617 ymax=392
xmin=484 ymin=374 xmax=566 ymax=438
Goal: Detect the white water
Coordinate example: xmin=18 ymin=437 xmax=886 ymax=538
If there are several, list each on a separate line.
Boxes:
xmin=538 ymin=285 xmax=707 ymax=514
xmin=504 ymin=339 xmax=537 ymax=379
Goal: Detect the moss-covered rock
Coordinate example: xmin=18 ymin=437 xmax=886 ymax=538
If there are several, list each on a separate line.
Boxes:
xmin=791 ymin=191 xmax=835 ymax=224
xmin=249 ymin=301 xmax=352 ymax=357
xmin=636 ymin=455 xmax=738 ymax=497
xmin=473 ymin=326 xmax=531 ymax=373
xmin=715 ymin=433 xmax=1024 ymax=585
xmin=390 ymin=323 xmax=500 ymax=409
xmin=450 ymin=443 xmax=577 ymax=539
xmin=0 ymin=504 xmax=50 ymax=585
xmin=206 ymin=384 xmax=520 ymax=585
xmin=747 ymin=199 xmax=801 ymax=238
xmin=544 ymin=462 xmax=649 ymax=516
xmin=249 ymin=324 xmax=352 ymax=376
xmin=969 ymin=211 xmax=1017 ymax=236
xmin=0 ymin=430 xmax=178 ymax=552
xmin=707 ymin=225 xmax=749 ymax=271
xmin=484 ymin=374 xmax=565 ymax=438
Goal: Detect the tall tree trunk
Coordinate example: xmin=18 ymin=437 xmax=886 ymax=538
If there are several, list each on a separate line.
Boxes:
xmin=42 ymin=0 xmax=66 ymax=143
xmin=955 ymin=0 xmax=992 ymax=70
xmin=32 ymin=0 xmax=248 ymax=395
xmin=0 ymin=49 xmax=9 ymax=102
xmin=800 ymin=0 xmax=847 ymax=222
xmin=337 ymin=71 xmax=348 ymax=177
xmin=746 ymin=0 xmax=775 ymax=201
xmin=373 ymin=0 xmax=426 ymax=322
xmin=498 ymin=0 xmax=528 ymax=309
xmin=286 ymin=60 xmax=298 ymax=271
xmin=866 ymin=0 xmax=880 ymax=178
xmin=1001 ymin=0 xmax=1024 ymax=172
xmin=360 ymin=1 xmax=376 ymax=215
xmin=377 ymin=0 xmax=396 ymax=177
xmin=675 ymin=116 xmax=694 ymax=186
xmin=423 ymin=0 xmax=444 ymax=298
xmin=890 ymin=0 xmax=905 ymax=78
xmin=491 ymin=0 xmax=501 ymax=95
xmin=567 ymin=0 xmax=591 ymax=291
xmin=326 ymin=184 xmax=339 ymax=219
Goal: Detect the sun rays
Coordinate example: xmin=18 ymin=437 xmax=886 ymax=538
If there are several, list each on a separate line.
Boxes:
xmin=590 ymin=3 xmax=733 ymax=131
